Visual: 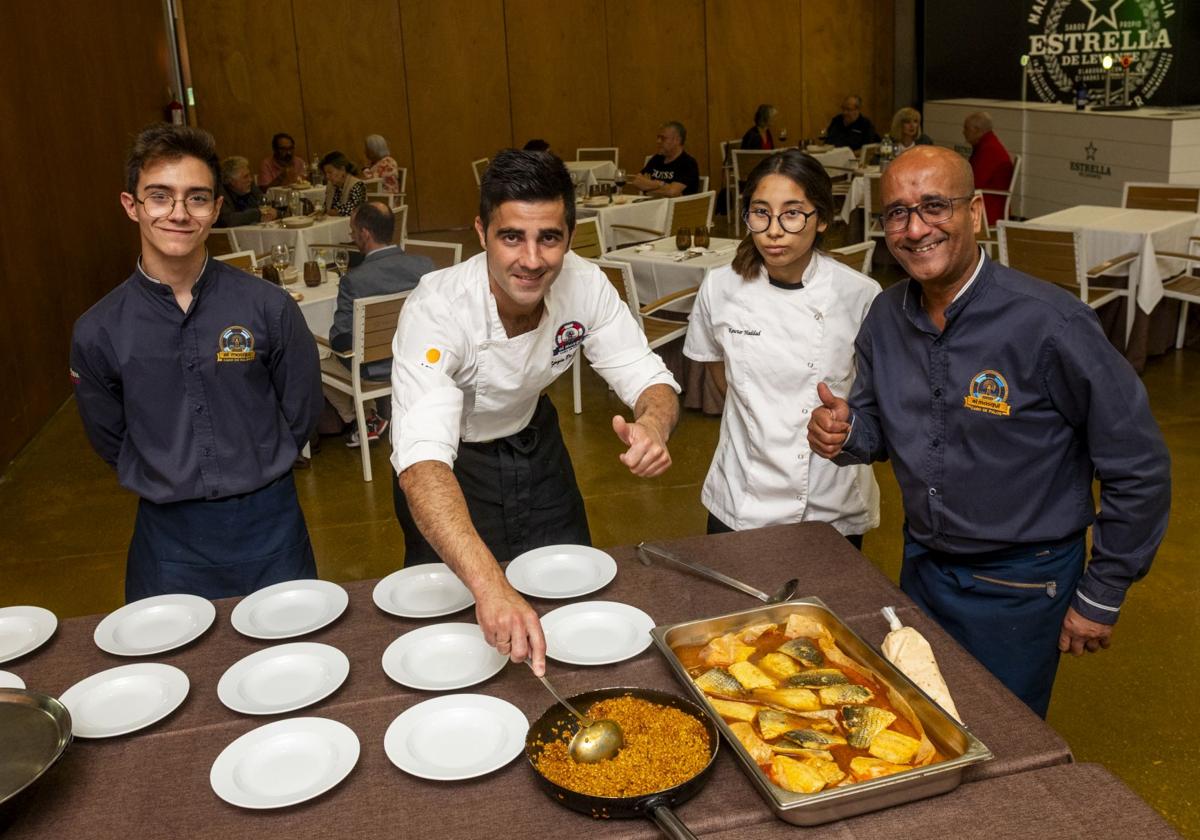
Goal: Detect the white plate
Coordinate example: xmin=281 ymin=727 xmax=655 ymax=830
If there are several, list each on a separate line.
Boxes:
xmin=59 ymin=663 xmax=189 ymax=738
xmin=231 ymin=580 xmax=348 ymax=640
xmin=542 ymin=601 xmax=656 ymax=665
xmin=210 ymin=717 xmax=359 ymax=809
xmin=505 ymin=545 xmax=617 ymax=600
xmin=384 ymin=694 xmax=527 ymax=781
xmin=0 ymin=606 xmax=57 ymax=664
xmin=0 ymin=670 xmax=25 ymax=689
xmin=217 ymin=643 xmax=350 ymax=715
xmin=381 ymin=623 xmax=507 ymax=691
xmin=372 ymin=564 xmax=475 ymax=619
xmin=93 ymin=595 xmax=214 ymax=657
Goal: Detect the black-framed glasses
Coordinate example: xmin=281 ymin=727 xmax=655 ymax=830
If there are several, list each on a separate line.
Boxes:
xmin=743 ymin=206 xmax=818 ymax=234
xmin=133 ymin=191 xmax=217 ymax=219
xmin=880 ymin=195 xmax=973 ymax=232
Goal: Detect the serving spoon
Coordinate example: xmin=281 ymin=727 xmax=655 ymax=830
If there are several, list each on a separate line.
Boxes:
xmin=527 ymin=662 xmax=624 ymax=763
xmin=637 ymin=542 xmax=799 ymax=604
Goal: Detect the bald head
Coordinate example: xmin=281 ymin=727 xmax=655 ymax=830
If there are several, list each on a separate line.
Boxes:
xmin=962 ymin=112 xmax=994 ymax=146
xmin=883 ymin=146 xmax=975 ymax=203
xmin=351 ymin=200 xmax=395 ymax=250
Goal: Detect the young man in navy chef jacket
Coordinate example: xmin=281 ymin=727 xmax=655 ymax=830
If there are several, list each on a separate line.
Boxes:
xmin=70 ymin=123 xmax=324 ymax=601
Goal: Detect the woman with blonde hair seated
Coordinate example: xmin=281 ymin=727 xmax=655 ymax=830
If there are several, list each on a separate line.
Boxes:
xmin=362 ymin=134 xmax=401 ymax=194
xmin=890 ymin=107 xmax=933 ymax=153
xmin=321 ymin=151 xmax=366 ymax=216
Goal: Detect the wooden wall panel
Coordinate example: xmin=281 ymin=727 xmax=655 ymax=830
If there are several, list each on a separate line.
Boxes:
xmin=800 ymin=0 xmax=894 ymax=145
xmin=605 ymin=0 xmax=709 ymax=181
xmin=0 ymin=0 xmax=170 ymax=468
xmin=401 ymin=0 xmax=512 ymax=230
xmin=505 ymin=0 xmax=611 ymax=163
xmin=292 ymin=0 xmax=418 ymax=223
xmin=182 ymin=0 xmax=307 ymax=169
xmin=704 ymin=2 xmax=805 ymax=178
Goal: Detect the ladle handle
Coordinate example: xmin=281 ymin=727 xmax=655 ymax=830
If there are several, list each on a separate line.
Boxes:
xmin=637 ymin=542 xmax=770 ymax=603
xmin=529 ymin=665 xmax=592 ymax=725
xmin=647 ymin=803 xmax=700 ymax=840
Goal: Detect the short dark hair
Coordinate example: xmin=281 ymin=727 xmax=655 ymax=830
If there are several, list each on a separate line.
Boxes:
xmin=352 ymin=201 xmax=395 ymax=244
xmin=478 ymin=149 xmax=575 ymax=234
xmin=732 ymin=150 xmax=835 ymax=279
xmin=125 ymin=123 xmax=220 ymax=194
xmin=319 ymin=150 xmax=359 ymax=176
xmin=522 ymin=138 xmax=550 ymax=152
xmin=663 ymin=121 xmax=687 ymax=144
xmin=272 ymin=132 xmax=295 ymax=150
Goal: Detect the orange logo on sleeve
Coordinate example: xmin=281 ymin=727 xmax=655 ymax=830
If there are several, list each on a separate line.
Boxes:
xmin=425 ymin=347 xmax=441 ymax=364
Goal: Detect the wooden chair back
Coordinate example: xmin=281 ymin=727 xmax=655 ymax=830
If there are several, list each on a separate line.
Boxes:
xmin=357 ymin=293 xmax=409 ymax=365
xmin=1123 ymin=183 xmax=1200 ymax=213
xmin=215 ymin=250 xmax=256 ymax=271
xmin=667 ymin=191 xmax=715 ymax=233
xmin=207 ymin=229 xmax=238 ymax=257
xmin=472 ymin=158 xmax=489 ymax=186
xmin=577 ymin=147 xmax=619 ymax=165
xmin=826 ymin=242 xmax=875 ymax=275
xmin=403 ymin=239 xmax=462 ymax=269
xmin=571 ymin=217 xmax=605 ymax=258
xmin=997 ymin=223 xmax=1081 ymax=288
xmin=367 ymin=192 xmax=399 ymax=209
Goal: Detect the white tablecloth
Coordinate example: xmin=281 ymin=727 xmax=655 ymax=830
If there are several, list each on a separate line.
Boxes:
xmin=230 ymin=216 xmax=352 ymax=264
xmin=565 ymin=160 xmax=617 ymax=194
xmin=291 ymin=270 xmax=341 ymax=337
xmin=810 ymin=146 xmax=856 ymax=174
xmin=576 ymin=196 xmax=668 ymax=251
xmin=837 ymin=165 xmax=881 ymax=225
xmin=605 ymin=236 xmax=739 ymax=308
xmin=1025 ymin=205 xmax=1199 ymax=313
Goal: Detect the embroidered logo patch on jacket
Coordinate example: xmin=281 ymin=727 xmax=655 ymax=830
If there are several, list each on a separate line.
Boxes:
xmin=963 ymin=369 xmax=1011 ymax=416
xmin=216 ymin=326 xmax=256 ymax=362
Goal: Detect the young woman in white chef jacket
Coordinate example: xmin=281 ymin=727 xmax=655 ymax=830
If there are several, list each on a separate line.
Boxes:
xmin=684 ymin=150 xmax=880 ymax=547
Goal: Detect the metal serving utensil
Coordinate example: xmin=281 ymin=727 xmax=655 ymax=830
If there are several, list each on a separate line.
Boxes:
xmin=527 ymin=662 xmax=624 ymax=763
xmin=637 ymin=542 xmax=799 ymax=604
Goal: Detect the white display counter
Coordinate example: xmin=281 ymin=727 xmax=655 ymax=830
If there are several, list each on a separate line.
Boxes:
xmin=924 ymin=98 xmax=1200 ymax=218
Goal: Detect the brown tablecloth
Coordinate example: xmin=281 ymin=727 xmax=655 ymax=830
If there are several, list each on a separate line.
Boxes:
xmin=4 ymin=524 xmax=1075 ymax=839
xmin=695 ymin=763 xmax=1182 ymax=839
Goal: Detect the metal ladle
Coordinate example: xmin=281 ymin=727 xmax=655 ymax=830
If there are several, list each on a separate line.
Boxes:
xmin=527 ymin=662 xmax=624 ymax=763
xmin=637 ymin=542 xmax=799 ymax=604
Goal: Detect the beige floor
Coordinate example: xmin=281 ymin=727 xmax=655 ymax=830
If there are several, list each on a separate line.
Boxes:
xmin=0 ymin=222 xmax=1195 ymax=836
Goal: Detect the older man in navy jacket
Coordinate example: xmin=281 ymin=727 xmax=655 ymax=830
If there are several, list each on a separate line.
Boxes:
xmin=808 ymin=146 xmax=1170 ymax=717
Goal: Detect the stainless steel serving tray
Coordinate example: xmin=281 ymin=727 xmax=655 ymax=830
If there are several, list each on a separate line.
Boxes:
xmin=0 ymin=688 xmax=73 ymax=822
xmin=650 ymin=597 xmax=992 ymax=826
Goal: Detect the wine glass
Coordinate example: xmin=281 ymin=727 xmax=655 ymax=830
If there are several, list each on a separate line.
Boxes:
xmin=334 ymin=248 xmax=350 ymax=277
xmin=270 ymin=244 xmax=290 ymax=271
xmin=613 ymin=168 xmax=627 ymax=198
xmin=817 ymin=128 xmax=827 ymax=146
xmin=779 ymin=127 xmax=789 ymax=145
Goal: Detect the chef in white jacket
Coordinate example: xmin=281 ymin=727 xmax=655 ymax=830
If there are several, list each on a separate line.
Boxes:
xmin=390 ymin=149 xmax=680 ymax=674
xmin=685 ymin=149 xmax=879 ymax=546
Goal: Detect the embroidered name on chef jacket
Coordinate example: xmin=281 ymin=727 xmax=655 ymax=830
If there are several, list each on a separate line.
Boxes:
xmin=216 ymin=325 xmax=256 ymax=362
xmin=727 ymin=327 xmax=762 ymax=336
xmin=551 ymin=321 xmax=586 ymax=365
xmin=963 ymin=369 xmax=1011 ymax=416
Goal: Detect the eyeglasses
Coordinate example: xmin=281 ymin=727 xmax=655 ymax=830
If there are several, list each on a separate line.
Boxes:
xmin=134 ymin=191 xmax=217 ymax=219
xmin=744 ymin=206 xmax=818 ymax=234
xmin=880 ymin=195 xmax=973 ymax=232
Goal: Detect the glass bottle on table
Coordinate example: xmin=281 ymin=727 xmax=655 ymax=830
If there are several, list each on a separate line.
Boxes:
xmin=334 ymin=248 xmax=350 ymax=277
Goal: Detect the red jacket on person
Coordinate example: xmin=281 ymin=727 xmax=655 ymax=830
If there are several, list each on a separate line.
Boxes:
xmin=969 ymin=131 xmax=1013 ymax=225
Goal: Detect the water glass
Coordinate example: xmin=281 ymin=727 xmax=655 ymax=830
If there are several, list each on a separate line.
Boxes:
xmin=334 ymin=248 xmax=350 ymax=276
xmin=675 ymin=227 xmax=692 ymax=251
xmin=303 ymin=261 xmax=322 ymax=287
xmin=693 ymin=226 xmax=710 ymax=249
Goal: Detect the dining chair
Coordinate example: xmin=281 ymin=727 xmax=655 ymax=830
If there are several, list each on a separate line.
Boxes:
xmin=207 ymin=229 xmax=239 ymax=257
xmin=403 ymin=239 xmax=462 ymax=269
xmin=570 ymin=259 xmax=698 ymax=413
xmin=858 ymin=144 xmax=880 ymax=168
xmin=698 ymin=175 xmax=710 ymax=193
xmin=974 ymin=190 xmax=998 ymax=259
xmin=313 ymin=290 xmax=411 ymax=481
xmin=720 ymin=139 xmax=742 ymax=215
xmin=1121 ymin=182 xmax=1200 ymax=213
xmin=214 ymin=250 xmax=257 ymax=272
xmin=731 ymin=150 xmax=775 ymax=235
xmin=577 ymin=147 xmax=619 ymax=167
xmin=826 ymin=242 xmax=876 ymax=275
xmin=570 ymin=217 xmax=605 ymax=258
xmin=607 ymin=191 xmax=715 ymax=246
xmin=981 ymin=153 xmax=1022 ymax=222
xmin=997 ymin=220 xmax=1137 ymax=347
xmin=367 ymin=191 xmax=400 ymax=210
xmin=861 ymin=173 xmax=886 ymax=243
xmin=471 ymin=158 xmax=489 ymax=187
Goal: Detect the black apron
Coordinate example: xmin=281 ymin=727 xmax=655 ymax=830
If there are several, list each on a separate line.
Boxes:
xmin=126 ymin=472 xmax=317 ymax=601
xmin=393 ymin=395 xmax=591 ymax=565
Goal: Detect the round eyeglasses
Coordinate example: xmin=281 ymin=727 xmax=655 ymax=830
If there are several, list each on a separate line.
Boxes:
xmin=134 ymin=191 xmax=217 ymax=219
xmin=880 ymin=195 xmax=973 ymax=233
xmin=743 ymin=206 xmax=818 ymax=234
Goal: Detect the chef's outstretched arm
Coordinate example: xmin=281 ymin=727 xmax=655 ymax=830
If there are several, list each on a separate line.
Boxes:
xmin=613 ymin=383 xmax=678 ymax=478
xmin=398 ymin=461 xmax=546 ymax=675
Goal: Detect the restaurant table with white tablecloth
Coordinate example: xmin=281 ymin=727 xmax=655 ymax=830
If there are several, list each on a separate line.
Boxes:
xmin=566 ymin=159 xmax=617 ymax=193
xmin=289 ymin=269 xmax=342 ymax=337
xmin=230 ymin=216 xmax=352 ymax=265
xmin=2 ymin=523 xmax=1088 ymax=839
xmin=605 ymin=236 xmax=739 ymax=305
xmin=576 ymin=196 xmax=668 ymax=251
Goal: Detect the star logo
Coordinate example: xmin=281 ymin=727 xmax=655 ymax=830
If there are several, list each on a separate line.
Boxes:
xmin=1084 ymin=142 xmax=1098 ymax=161
xmin=1081 ymin=0 xmax=1124 ymax=30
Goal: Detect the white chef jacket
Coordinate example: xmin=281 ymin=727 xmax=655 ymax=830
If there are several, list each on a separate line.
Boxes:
xmin=683 ymin=252 xmax=881 ymax=534
xmin=390 ymin=251 xmax=679 ymax=474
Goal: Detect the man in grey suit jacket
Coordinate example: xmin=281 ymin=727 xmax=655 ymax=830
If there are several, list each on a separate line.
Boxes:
xmin=326 ymin=201 xmax=435 ymax=447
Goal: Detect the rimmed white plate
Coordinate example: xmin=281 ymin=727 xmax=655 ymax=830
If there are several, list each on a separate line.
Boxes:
xmin=0 ymin=606 xmax=57 ymax=664
xmin=231 ymin=580 xmax=348 ymax=640
xmin=384 ymin=694 xmax=527 ymax=781
xmin=210 ymin=717 xmax=359 ymax=809
xmin=94 ymin=595 xmax=214 ymax=657
xmin=0 ymin=670 xmax=25 ymax=689
xmin=59 ymin=663 xmax=189 ymax=738
xmin=218 ymin=642 xmax=350 ymax=715
xmin=505 ymin=545 xmax=617 ymax=600
xmin=542 ymin=601 xmax=655 ymax=666
xmin=372 ymin=564 xmax=474 ymax=619
xmin=381 ymin=623 xmax=507 ymax=691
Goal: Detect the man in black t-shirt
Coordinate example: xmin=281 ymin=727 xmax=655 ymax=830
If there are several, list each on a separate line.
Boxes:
xmin=825 ymin=95 xmax=880 ymax=151
xmin=630 ymin=121 xmax=700 ymax=196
